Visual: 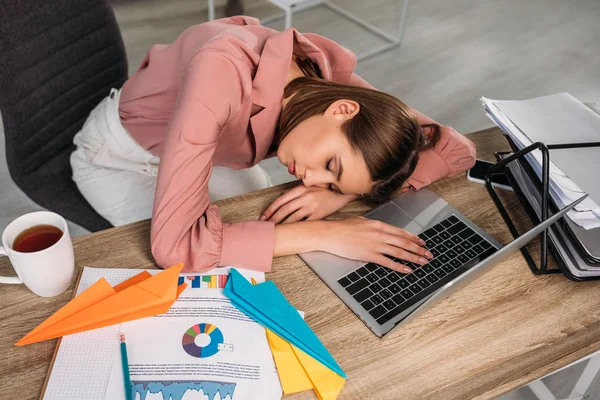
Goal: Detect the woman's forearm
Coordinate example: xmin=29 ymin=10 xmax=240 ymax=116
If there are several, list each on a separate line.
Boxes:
xmin=273 ymin=216 xmax=430 ymax=273
xmin=273 ymin=220 xmax=332 ymax=257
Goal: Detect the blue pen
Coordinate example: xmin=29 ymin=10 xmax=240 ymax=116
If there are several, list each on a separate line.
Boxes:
xmin=119 ymin=332 xmax=133 ymax=400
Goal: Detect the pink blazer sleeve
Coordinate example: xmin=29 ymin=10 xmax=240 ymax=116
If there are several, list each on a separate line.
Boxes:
xmin=349 ymin=73 xmax=476 ymax=190
xmin=151 ymin=51 xmax=275 ymax=273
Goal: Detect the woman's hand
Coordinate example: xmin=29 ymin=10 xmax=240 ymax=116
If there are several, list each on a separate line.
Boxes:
xmin=320 ymin=217 xmax=433 ymax=273
xmin=273 ymin=217 xmax=434 ymax=274
xmin=260 ymin=185 xmax=357 ymax=224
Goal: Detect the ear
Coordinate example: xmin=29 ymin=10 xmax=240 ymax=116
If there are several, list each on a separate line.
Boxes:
xmin=324 ymin=100 xmax=360 ymax=121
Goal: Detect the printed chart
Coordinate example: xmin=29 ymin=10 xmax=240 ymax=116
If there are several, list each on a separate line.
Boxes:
xmin=182 ymin=323 xmax=233 ymax=358
xmin=178 ymin=275 xmax=229 ymax=288
xmin=131 ymin=380 xmax=236 ymax=400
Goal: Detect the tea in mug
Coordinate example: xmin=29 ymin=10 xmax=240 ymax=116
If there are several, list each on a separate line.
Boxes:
xmin=13 ymin=225 xmax=63 ymax=253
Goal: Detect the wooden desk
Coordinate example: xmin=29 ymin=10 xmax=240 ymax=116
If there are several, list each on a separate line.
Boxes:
xmin=2 ymin=128 xmax=600 ymax=399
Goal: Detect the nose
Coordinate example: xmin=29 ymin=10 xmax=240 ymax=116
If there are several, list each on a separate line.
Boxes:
xmin=302 ymin=169 xmax=330 ymax=188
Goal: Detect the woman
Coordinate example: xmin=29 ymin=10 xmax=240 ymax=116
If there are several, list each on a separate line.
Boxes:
xmin=70 ymin=16 xmax=476 ymax=274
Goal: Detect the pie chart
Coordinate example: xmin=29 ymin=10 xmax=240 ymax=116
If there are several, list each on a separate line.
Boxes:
xmin=182 ymin=323 xmax=224 ymax=358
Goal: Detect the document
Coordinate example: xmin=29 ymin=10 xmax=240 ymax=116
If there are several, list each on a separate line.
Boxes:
xmin=481 ymin=94 xmax=600 ymax=229
xmin=40 ymin=267 xmax=281 ymax=400
xmin=104 ymin=270 xmax=282 ymax=400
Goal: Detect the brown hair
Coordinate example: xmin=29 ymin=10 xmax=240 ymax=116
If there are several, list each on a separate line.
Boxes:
xmin=278 ymin=75 xmax=441 ymax=203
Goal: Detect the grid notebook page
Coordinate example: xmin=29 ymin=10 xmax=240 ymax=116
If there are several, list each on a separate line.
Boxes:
xmin=43 ymin=267 xmax=143 ymax=400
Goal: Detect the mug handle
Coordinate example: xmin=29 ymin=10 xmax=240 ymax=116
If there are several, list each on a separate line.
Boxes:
xmin=0 ymin=246 xmax=23 ymax=284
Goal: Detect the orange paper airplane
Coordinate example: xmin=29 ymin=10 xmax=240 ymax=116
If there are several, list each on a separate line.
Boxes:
xmin=16 ymin=263 xmax=187 ymax=346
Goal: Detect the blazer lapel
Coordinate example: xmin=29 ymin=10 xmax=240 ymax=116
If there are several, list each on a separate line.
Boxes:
xmin=248 ymin=29 xmax=295 ymax=164
xmin=248 ymin=28 xmax=357 ymax=164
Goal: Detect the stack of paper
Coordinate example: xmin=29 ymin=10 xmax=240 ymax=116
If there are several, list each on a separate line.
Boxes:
xmin=503 ymin=155 xmax=600 ymax=278
xmin=481 ymin=93 xmax=600 ymax=230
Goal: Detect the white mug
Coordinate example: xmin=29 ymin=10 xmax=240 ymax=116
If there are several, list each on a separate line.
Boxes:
xmin=0 ymin=211 xmax=75 ymax=297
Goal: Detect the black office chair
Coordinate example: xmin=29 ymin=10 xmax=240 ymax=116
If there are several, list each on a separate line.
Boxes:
xmin=0 ymin=0 xmax=128 ymax=232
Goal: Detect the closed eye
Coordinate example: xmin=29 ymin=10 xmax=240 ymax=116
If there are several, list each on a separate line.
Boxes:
xmin=325 ymin=158 xmax=333 ymax=172
xmin=328 ymin=183 xmax=343 ymax=194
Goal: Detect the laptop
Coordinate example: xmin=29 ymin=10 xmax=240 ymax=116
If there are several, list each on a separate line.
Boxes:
xmin=299 ymin=188 xmax=586 ymax=337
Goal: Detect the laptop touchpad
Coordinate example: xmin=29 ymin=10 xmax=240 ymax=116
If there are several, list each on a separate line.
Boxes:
xmin=365 ymin=203 xmax=423 ymax=234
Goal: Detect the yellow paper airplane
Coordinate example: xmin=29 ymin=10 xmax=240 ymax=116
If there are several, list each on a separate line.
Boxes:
xmin=251 ymin=278 xmax=346 ymax=399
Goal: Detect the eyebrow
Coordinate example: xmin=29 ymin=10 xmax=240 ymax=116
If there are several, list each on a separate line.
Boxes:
xmin=336 ymin=157 xmax=343 ymax=182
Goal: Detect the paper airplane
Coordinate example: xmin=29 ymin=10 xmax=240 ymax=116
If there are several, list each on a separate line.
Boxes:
xmin=224 ymin=269 xmax=346 ymax=399
xmin=266 ymin=319 xmax=346 ymax=399
xmin=16 ymin=263 xmax=187 ymax=346
xmin=248 ymin=278 xmax=345 ymax=399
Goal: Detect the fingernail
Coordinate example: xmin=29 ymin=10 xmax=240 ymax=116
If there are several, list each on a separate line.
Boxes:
xmin=419 ymin=239 xmax=426 ymax=246
xmin=419 ymin=257 xmax=428 ymax=264
xmin=426 ymin=251 xmax=433 ymax=259
xmin=259 ymin=215 xmax=266 ymax=221
xmin=403 ymin=267 xmax=413 ymax=274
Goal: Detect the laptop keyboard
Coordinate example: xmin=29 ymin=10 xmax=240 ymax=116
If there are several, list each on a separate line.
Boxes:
xmin=337 ymin=215 xmax=496 ymax=326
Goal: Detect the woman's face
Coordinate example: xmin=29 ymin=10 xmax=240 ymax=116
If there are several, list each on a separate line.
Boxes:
xmin=277 ymin=100 xmax=373 ymax=195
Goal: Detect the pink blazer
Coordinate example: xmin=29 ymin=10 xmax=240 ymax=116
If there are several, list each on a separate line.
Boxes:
xmin=118 ymin=17 xmax=476 ymax=273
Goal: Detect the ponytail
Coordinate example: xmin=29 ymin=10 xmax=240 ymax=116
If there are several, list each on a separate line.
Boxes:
xmin=365 ymin=123 xmax=441 ymax=204
xmin=419 ymin=124 xmax=441 ymax=151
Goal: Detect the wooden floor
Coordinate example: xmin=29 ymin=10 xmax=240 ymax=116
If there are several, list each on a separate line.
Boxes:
xmin=2 ymin=0 xmax=600 ymax=397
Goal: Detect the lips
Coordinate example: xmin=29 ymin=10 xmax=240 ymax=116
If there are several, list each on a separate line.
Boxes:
xmin=288 ymin=161 xmax=296 ymax=176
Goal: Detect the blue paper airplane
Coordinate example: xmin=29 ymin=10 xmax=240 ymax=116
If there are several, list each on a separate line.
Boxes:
xmin=223 ymin=268 xmax=346 ymax=378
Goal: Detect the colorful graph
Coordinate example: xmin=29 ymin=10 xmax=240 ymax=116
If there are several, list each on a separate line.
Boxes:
xmin=182 ymin=323 xmax=224 ymax=358
xmin=131 ymin=380 xmax=236 ymax=400
xmin=178 ymin=274 xmax=229 ymax=288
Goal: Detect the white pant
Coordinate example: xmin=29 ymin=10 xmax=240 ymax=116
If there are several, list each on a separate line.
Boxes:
xmin=70 ymin=89 xmax=272 ymax=226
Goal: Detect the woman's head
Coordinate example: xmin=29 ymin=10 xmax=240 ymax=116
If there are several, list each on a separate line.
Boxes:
xmin=276 ymin=77 xmax=440 ymax=202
